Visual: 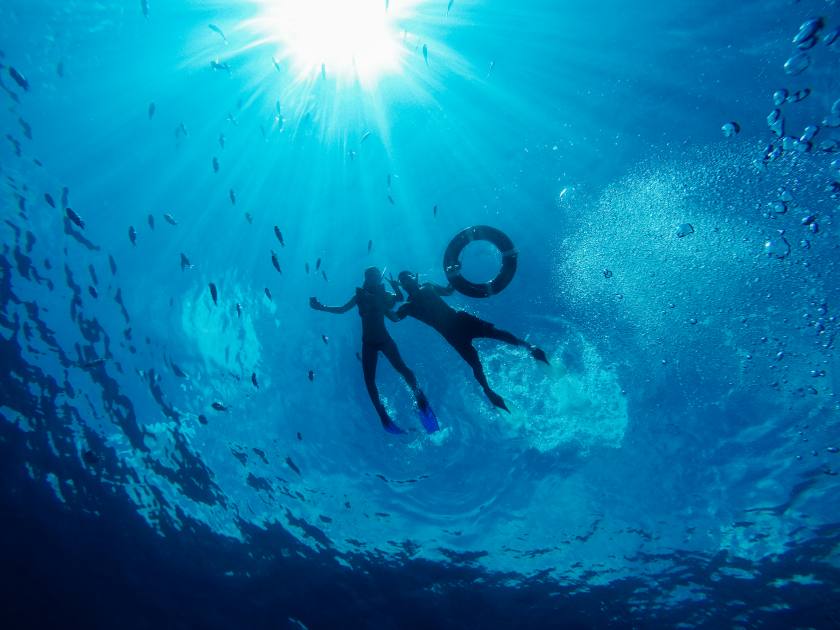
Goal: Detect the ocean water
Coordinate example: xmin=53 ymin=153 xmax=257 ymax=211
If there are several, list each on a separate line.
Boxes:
xmin=1 ymin=0 xmax=840 ymax=628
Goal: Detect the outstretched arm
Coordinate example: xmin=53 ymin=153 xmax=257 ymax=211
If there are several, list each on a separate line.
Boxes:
xmin=388 ymin=304 xmax=410 ymax=322
xmin=431 ymin=282 xmax=455 ymax=297
xmin=310 ymin=295 xmax=357 ymax=314
xmin=387 ymin=276 xmax=404 ymax=303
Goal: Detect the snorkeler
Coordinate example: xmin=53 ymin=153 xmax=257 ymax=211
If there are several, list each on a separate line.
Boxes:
xmin=391 ymin=271 xmax=549 ymax=412
xmin=310 ymin=267 xmax=437 ymax=434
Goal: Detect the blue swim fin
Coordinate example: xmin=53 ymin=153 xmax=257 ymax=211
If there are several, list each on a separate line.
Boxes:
xmin=418 ymin=403 xmax=440 ymax=433
xmin=382 ymin=419 xmax=406 ymax=434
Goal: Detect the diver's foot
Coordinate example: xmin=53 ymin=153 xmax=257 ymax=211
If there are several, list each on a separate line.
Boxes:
xmin=415 ymin=390 xmax=430 ymax=412
xmin=486 ymin=390 xmax=510 ymax=413
xmin=381 ymin=419 xmax=406 ymax=434
xmin=531 ymin=346 xmax=550 ymax=365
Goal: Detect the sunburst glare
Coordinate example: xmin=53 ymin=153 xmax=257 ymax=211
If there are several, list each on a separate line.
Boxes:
xmin=245 ymin=0 xmax=423 ymax=86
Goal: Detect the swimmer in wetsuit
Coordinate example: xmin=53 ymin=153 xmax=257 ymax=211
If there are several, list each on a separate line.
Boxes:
xmin=310 ymin=267 xmax=431 ymax=434
xmin=391 ymin=271 xmax=549 ymax=412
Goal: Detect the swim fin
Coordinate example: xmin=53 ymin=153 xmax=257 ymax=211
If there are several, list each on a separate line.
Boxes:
xmin=418 ymin=401 xmax=440 ymax=433
xmin=382 ymin=419 xmax=406 ymax=434
xmin=531 ymin=347 xmax=550 ymax=365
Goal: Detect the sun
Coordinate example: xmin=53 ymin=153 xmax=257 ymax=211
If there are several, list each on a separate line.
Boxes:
xmin=248 ymin=0 xmax=416 ymax=86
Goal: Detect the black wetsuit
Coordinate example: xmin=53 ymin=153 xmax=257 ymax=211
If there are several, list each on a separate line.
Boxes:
xmin=356 ymin=286 xmax=423 ymax=427
xmin=396 ymin=283 xmax=532 ymax=410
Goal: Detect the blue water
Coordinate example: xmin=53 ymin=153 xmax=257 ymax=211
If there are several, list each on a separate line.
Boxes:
xmin=2 ymin=0 xmax=840 ymax=627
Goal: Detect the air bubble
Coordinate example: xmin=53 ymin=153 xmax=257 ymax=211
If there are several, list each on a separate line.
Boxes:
xmin=823 ymin=115 xmax=840 ymax=129
xmin=784 ymin=52 xmax=811 ymax=75
xmin=675 ymin=223 xmax=694 ymax=238
xmin=765 ymin=237 xmax=791 ymax=259
xmin=788 ymin=88 xmax=811 ymax=103
xmin=721 ymin=121 xmax=740 ymax=137
xmin=793 ymin=18 xmax=824 ymax=46
xmin=800 ymin=125 xmax=819 ymax=142
xmin=768 ymin=201 xmax=787 ymax=216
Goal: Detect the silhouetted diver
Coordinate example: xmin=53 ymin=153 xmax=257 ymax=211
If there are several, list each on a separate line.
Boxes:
xmin=310 ymin=267 xmax=436 ymax=433
xmin=392 ymin=271 xmax=548 ymax=412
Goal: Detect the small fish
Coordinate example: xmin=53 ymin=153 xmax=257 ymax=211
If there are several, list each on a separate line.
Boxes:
xmin=226 ymin=188 xmax=235 ymax=205
xmin=308 ymin=370 xmax=314 ymax=382
xmin=264 ymin=287 xmax=272 ymax=301
xmin=244 ymin=212 xmax=253 ymax=224
xmin=164 ymin=213 xmax=177 ymax=225
xmin=209 ymin=282 xmax=218 ymax=305
xmin=8 ymin=67 xmax=29 ymax=91
xmin=19 ymin=118 xmax=32 ymax=139
xmin=147 ymin=214 xmax=155 ymax=229
xmin=175 ymin=122 xmax=188 ymax=141
xmin=6 ymin=134 xmax=21 ymax=157
xmin=108 ymin=255 xmax=117 ymax=275
xmin=211 ymin=59 xmax=231 ymax=73
xmin=61 ymin=186 xmax=69 ymax=209
xmin=305 ymin=263 xmax=310 ymax=274
xmin=275 ymin=99 xmax=282 ymax=117
xmin=198 ymin=414 xmax=208 ymax=425
xmin=218 ymin=133 xmax=225 ymax=149
xmin=274 ymin=226 xmax=285 ymax=246
xmin=251 ymin=372 xmax=259 ymax=388
xmin=321 ymin=270 xmax=328 ymax=282
xmin=433 ymin=204 xmax=438 ymax=217
xmin=385 ymin=0 xmax=389 ymax=12
xmin=236 ymin=303 xmax=242 ymax=318
xmin=321 ymin=334 xmax=329 ymax=344
xmin=487 ymin=60 xmax=495 ymax=77
xmin=387 ymin=173 xmax=391 ymax=188
xmin=180 ymin=253 xmax=192 ymax=270
xmin=141 ymin=0 xmax=149 ymax=18
xmin=66 ymin=208 xmax=85 ymax=229
xmin=129 ymin=226 xmax=137 ymax=245
xmin=286 ymin=457 xmax=301 ymax=475
xmin=148 ymin=102 xmax=156 ymax=119
xmin=212 ymin=157 xmax=219 ymax=173
xmin=422 ymin=44 xmax=428 ymax=65
xmin=56 ymin=61 xmax=64 ymax=78
xmin=226 ymin=112 xmax=238 ymax=126
xmin=297 ymin=432 xmax=302 ymax=441
xmin=447 ymin=0 xmax=454 ymax=14
xmin=208 ymin=23 xmax=228 ymax=43
xmin=387 ymin=195 xmax=395 ymax=205
xmin=368 ymin=240 xmax=373 ymax=253
xmin=272 ymin=57 xmax=281 ymax=72
xmin=315 ymin=258 xmax=322 ymax=271
xmin=271 ymin=251 xmax=282 ymax=273
xmin=211 ymin=401 xmax=227 ymax=412
xmin=88 ymin=286 xmax=98 ymax=299
xmin=361 ymin=131 xmax=372 ymax=143
xmin=44 ymin=193 xmax=55 ymax=208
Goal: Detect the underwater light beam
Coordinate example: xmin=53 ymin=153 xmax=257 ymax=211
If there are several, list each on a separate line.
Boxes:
xmin=250 ymin=0 xmax=413 ymax=86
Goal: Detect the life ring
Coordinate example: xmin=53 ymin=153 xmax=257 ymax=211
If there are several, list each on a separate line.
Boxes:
xmin=443 ymin=225 xmax=518 ymax=298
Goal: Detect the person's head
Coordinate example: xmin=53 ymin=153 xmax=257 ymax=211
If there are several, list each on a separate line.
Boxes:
xmin=398 ymin=270 xmax=420 ymax=293
xmin=363 ymin=266 xmax=382 ymax=289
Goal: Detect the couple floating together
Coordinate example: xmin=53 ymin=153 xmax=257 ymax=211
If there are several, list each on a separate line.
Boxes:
xmin=310 ymin=266 xmax=548 ymax=434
